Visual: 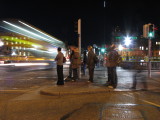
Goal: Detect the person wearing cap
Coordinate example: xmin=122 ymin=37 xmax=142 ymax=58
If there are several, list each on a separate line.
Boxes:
xmin=55 ymin=47 xmax=64 ymax=85
xmin=87 ymin=45 xmax=97 ymax=83
xmin=106 ymin=44 xmax=120 ymax=88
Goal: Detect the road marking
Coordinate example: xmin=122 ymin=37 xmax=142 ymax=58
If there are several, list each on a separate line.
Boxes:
xmin=123 ymin=93 xmax=160 ymax=107
xmin=141 ymin=99 xmax=160 ymax=107
xmin=0 ymin=89 xmax=27 ymax=92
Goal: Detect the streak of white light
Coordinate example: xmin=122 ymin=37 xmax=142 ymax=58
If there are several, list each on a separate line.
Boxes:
xmin=3 ymin=21 xmax=58 ymax=44
xmin=18 ymin=20 xmax=62 ymax=43
xmin=14 ymin=63 xmax=49 ymax=66
xmin=0 ymin=63 xmax=49 ymax=66
xmin=0 ymin=26 xmax=38 ymax=40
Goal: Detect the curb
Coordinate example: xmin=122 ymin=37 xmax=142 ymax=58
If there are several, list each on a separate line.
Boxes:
xmin=39 ymin=86 xmax=113 ymax=96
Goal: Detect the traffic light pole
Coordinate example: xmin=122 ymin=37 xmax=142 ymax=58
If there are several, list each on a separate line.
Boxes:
xmin=148 ymin=38 xmax=151 ymax=78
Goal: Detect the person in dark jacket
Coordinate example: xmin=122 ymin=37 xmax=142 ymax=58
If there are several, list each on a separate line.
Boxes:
xmin=55 ymin=47 xmax=64 ymax=85
xmin=71 ymin=48 xmax=81 ymax=81
xmin=105 ymin=44 xmax=120 ymax=88
xmin=82 ymin=50 xmax=87 ymax=75
xmin=87 ymin=46 xmax=96 ymax=83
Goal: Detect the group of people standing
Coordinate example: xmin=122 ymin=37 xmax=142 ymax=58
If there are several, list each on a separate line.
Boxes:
xmin=55 ymin=44 xmax=121 ymax=89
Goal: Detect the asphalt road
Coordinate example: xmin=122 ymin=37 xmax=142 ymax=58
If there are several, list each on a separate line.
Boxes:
xmin=0 ymin=65 xmax=160 ymax=120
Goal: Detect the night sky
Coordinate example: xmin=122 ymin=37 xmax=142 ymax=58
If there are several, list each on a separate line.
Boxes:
xmin=1 ymin=0 xmax=160 ymax=49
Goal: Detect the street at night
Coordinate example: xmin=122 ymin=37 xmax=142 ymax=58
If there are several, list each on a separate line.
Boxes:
xmin=0 ymin=64 xmax=160 ymax=120
xmin=0 ymin=0 xmax=160 ymax=119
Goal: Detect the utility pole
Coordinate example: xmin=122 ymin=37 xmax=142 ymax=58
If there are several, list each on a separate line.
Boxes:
xmin=148 ymin=38 xmax=151 ymax=78
xmin=78 ymin=19 xmax=81 ymax=78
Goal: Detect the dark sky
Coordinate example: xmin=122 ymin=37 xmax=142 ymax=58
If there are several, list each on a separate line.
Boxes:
xmin=0 ymin=0 xmax=160 ymax=49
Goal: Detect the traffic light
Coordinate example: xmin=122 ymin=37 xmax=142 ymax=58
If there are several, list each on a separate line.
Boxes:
xmin=143 ymin=23 xmax=155 ymax=38
xmin=101 ymin=48 xmax=105 ymax=53
xmin=148 ymin=24 xmax=154 ymax=38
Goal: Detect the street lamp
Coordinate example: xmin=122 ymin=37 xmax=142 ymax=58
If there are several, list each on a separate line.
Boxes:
xmin=124 ymin=36 xmax=131 ymax=46
xmin=101 ymin=48 xmax=105 ymax=53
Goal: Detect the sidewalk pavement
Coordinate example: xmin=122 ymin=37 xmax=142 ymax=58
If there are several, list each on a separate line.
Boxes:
xmin=40 ymin=67 xmax=160 ymax=96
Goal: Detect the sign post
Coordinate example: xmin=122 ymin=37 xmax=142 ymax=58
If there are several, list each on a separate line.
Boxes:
xmin=143 ymin=23 xmax=154 ymax=78
xmin=148 ymin=38 xmax=151 ymax=78
xmin=78 ymin=19 xmax=81 ymax=78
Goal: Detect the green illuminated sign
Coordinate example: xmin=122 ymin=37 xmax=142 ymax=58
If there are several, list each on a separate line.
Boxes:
xmin=115 ymin=36 xmax=137 ymax=39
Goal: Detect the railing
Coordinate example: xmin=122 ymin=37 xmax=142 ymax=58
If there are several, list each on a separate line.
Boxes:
xmin=120 ymin=61 xmax=160 ymax=70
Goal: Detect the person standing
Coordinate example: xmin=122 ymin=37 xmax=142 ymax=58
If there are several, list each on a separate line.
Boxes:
xmin=82 ymin=50 xmax=87 ymax=75
xmin=65 ymin=49 xmax=74 ymax=81
xmin=55 ymin=47 xmax=64 ymax=85
xmin=87 ymin=46 xmax=97 ymax=83
xmin=106 ymin=44 xmax=120 ymax=88
xmin=71 ymin=47 xmax=81 ymax=81
xmin=131 ymin=60 xmax=148 ymax=90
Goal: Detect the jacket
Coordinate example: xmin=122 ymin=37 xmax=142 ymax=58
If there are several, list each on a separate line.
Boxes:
xmin=106 ymin=50 xmax=120 ymax=67
xmin=87 ymin=50 xmax=96 ymax=68
xmin=71 ymin=52 xmax=81 ymax=69
xmin=55 ymin=51 xmax=64 ymax=65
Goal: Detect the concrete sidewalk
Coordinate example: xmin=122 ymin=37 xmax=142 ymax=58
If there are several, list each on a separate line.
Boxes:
xmin=40 ymin=67 xmax=160 ymax=96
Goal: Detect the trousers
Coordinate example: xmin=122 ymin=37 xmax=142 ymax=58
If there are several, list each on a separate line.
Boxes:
xmin=57 ymin=65 xmax=64 ymax=85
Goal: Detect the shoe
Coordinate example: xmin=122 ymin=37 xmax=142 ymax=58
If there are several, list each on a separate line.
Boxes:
xmin=141 ymin=88 xmax=147 ymax=91
xmin=87 ymin=80 xmax=93 ymax=83
xmin=71 ymin=79 xmax=76 ymax=82
xmin=130 ymin=87 xmax=136 ymax=89
xmin=106 ymin=82 xmax=111 ymax=86
xmin=107 ymin=86 xmax=114 ymax=89
xmin=64 ymin=77 xmax=72 ymax=81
